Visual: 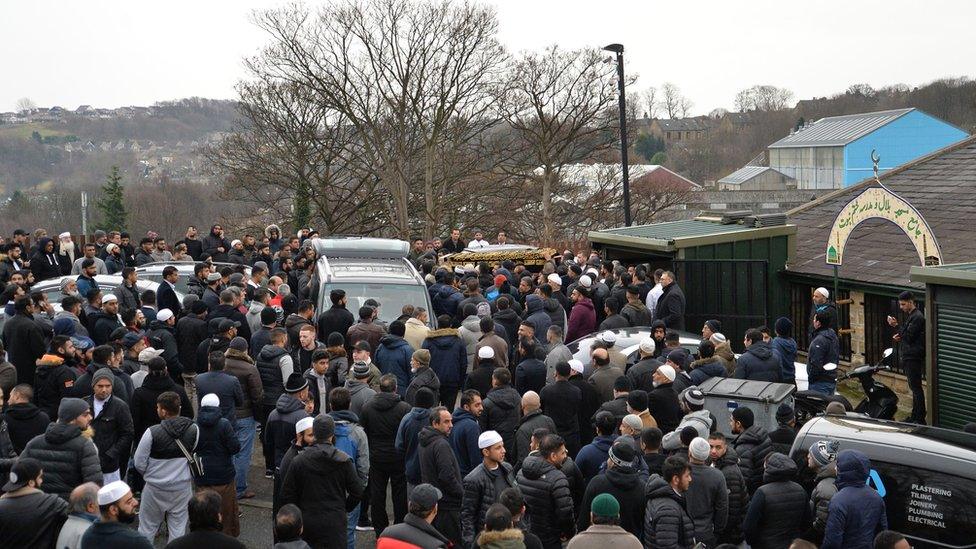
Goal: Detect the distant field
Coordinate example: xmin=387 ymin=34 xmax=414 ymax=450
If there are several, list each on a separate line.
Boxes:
xmin=0 ymin=123 xmax=70 ymax=140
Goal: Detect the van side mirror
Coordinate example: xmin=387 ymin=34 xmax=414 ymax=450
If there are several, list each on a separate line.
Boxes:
xmin=824 ymin=362 xmax=838 ymax=371
xmin=882 ymin=348 xmax=893 ymax=358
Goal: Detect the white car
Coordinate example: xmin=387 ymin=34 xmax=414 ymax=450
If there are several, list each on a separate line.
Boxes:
xmin=32 ymin=274 xmax=184 ymax=312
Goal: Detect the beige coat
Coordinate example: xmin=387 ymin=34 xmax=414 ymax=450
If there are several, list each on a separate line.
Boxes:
xmin=404 ymin=317 xmax=430 ymax=352
xmin=566 ymin=524 xmax=643 ymax=549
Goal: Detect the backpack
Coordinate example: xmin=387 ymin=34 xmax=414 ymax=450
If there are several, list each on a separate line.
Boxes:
xmin=333 ymin=421 xmax=359 ymax=463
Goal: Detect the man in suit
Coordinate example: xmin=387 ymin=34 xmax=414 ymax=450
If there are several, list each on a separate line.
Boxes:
xmin=157 ymin=265 xmax=182 ymax=317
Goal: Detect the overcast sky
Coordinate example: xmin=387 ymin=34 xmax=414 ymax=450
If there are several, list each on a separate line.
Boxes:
xmin=2 ymin=0 xmax=972 ymax=116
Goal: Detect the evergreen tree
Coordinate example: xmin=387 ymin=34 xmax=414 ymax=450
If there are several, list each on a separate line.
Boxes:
xmin=95 ymin=166 xmax=128 ymax=231
xmin=293 ymin=180 xmax=310 ymax=232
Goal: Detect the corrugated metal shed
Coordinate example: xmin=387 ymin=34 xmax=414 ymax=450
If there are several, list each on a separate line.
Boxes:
xmin=769 ymin=108 xmax=914 ymax=148
xmin=589 ymin=219 xmax=795 ymax=252
xmin=718 ymin=166 xmax=788 ymax=185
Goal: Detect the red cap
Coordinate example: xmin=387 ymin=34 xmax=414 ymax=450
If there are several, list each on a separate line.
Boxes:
xmin=494 ymin=274 xmax=507 ymax=287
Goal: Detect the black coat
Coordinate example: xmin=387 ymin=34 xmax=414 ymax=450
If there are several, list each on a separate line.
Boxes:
xmin=578 ymin=464 xmax=645 ymax=539
xmin=516 ymin=454 xmax=575 ymax=547
xmin=2 ymin=312 xmax=46 ymax=386
xmin=515 ymin=357 xmax=546 ymax=395
xmin=318 ymin=305 xmax=355 ymax=344
xmin=734 ymin=341 xmax=782 ymax=383
xmin=515 ymin=410 xmax=557 ymax=466
xmin=648 ymin=383 xmax=683 ymax=434
xmin=163 ymin=529 xmax=245 ymax=549
xmin=0 ymin=489 xmax=69 ymax=549
xmin=539 ymin=380 xmax=581 ymax=455
xmin=568 ymin=375 xmax=601 ymax=446
xmin=419 ymin=425 xmax=464 ymax=510
xmin=20 ymin=422 xmax=103 ymax=500
xmin=732 ymin=424 xmax=773 ymax=495
xmin=742 ymin=453 xmax=808 ymax=549
xmin=464 ymin=360 xmax=496 ymax=399
xmin=130 ymin=374 xmax=193 ymax=441
xmin=157 ymin=282 xmax=182 ymax=317
xmin=87 ymin=310 xmax=122 ymax=346
xmin=643 ymin=474 xmax=696 ymax=549
xmin=148 ymin=321 xmax=183 ymax=378
xmin=280 ymin=442 xmax=364 ymax=549
xmin=359 ymin=391 xmax=411 ymax=465
xmin=33 ymin=360 xmax=77 ymax=420
xmin=627 ymin=357 xmax=662 ymax=392
xmin=195 ymin=405 xmax=241 ymax=487
xmin=195 ymin=370 xmax=245 ymax=425
xmin=654 ymin=283 xmax=686 ymax=331
xmin=3 ymin=402 xmax=50 ymax=454
xmin=898 ymin=307 xmax=925 ymax=360
xmin=84 ymin=395 xmax=134 ymax=474
xmin=208 ymin=304 xmax=251 ymax=341
xmin=712 ymin=447 xmax=750 ymax=544
xmin=461 ymin=462 xmax=516 ymax=547
xmin=480 ymin=385 xmax=521 ymax=464
xmin=177 ymin=315 xmax=209 ymax=373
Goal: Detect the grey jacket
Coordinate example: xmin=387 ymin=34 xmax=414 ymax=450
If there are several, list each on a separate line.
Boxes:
xmin=810 ymin=463 xmax=838 ymax=535
xmin=686 ymin=462 xmax=729 ymax=546
xmin=405 ymin=366 xmax=440 ymax=406
xmin=55 ymin=512 xmax=98 ymax=549
xmin=662 ymin=410 xmax=713 ymax=451
xmin=344 ymin=379 xmax=377 ymax=418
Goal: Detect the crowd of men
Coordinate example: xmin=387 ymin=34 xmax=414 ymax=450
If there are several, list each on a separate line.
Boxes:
xmin=0 ymin=224 xmax=924 ymax=549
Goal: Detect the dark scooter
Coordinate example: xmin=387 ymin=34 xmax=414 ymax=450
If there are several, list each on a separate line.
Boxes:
xmin=794 ymin=348 xmax=899 ymax=426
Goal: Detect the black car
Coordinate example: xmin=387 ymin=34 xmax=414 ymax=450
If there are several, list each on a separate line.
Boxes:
xmin=792 ymin=415 xmax=976 ymax=548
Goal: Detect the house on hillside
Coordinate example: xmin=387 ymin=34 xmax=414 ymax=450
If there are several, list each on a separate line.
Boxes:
xmin=648 ymin=117 xmax=711 ymax=142
xmin=555 ymin=163 xmax=701 ymax=193
xmin=718 ymin=166 xmax=796 ymax=191
xmin=768 ymin=108 xmax=968 ymax=189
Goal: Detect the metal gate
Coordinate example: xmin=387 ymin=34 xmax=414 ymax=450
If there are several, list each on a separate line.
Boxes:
xmin=672 ymin=259 xmax=768 ymax=354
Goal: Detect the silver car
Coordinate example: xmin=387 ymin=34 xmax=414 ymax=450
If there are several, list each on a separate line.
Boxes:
xmin=32 ymin=274 xmax=184 ymax=312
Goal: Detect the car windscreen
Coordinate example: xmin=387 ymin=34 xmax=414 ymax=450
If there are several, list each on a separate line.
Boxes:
xmin=322 ymin=282 xmax=430 ymax=326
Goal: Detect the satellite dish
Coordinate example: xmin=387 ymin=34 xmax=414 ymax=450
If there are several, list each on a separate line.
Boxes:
xmin=824 ymin=362 xmax=838 ymax=372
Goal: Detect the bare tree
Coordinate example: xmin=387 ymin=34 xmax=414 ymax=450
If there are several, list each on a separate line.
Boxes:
xmin=734 ymin=85 xmax=794 ymax=112
xmin=643 ymin=86 xmax=659 ymax=118
xmin=661 ymin=82 xmax=692 ymax=118
xmin=496 ymin=46 xmax=619 ymax=243
xmin=15 ymin=97 xmax=35 ymax=114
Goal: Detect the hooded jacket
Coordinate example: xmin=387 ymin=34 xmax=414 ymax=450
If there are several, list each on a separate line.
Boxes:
xmin=450 ymin=407 xmax=483 ymax=476
xmin=742 ymin=452 xmax=808 ymax=549
xmin=3 ymin=311 xmax=47 ymax=385
xmin=432 ymin=283 xmax=464 ymax=319
xmin=33 ymin=354 xmax=78 ymax=419
xmin=810 ymin=461 xmax=838 ymax=537
xmin=279 ymin=442 xmax=363 ymax=549
xmin=461 ymin=461 xmax=517 ymax=547
xmin=648 ymin=383 xmax=683 ymax=434
xmin=481 ymin=384 xmax=521 ymax=463
xmin=317 ymin=304 xmax=355 ymax=345
xmin=542 ymin=297 xmax=566 ymax=330
xmin=422 ymin=328 xmax=467 ymax=387
xmin=732 ymin=424 xmax=773 ymax=494
xmin=458 ymin=314 xmax=484 ymax=366
xmin=223 ymin=348 xmax=263 ymax=418
xmin=195 ymin=404 xmax=241 ymax=486
xmin=523 ymin=296 xmax=552 ymax=345
xmin=492 ymin=308 xmax=522 ymax=349
xmin=539 ymin=379 xmax=582 ymax=452
xmin=807 ymin=327 xmax=841 ymax=384
xmin=712 ymin=446 xmax=749 ymax=544
xmin=688 ymin=356 xmax=727 ymax=385
xmin=130 ymin=372 xmax=193 ymax=441
xmin=565 ymin=297 xmax=596 ymax=343
xmin=360 ymin=391 xmax=411 ymax=465
xmin=515 ymin=409 xmax=557 ymax=466
xmin=0 ymin=487 xmax=70 ymax=549
xmin=265 ymin=393 xmax=309 ymax=469
xmin=395 ymin=407 xmax=431 ymax=484
xmin=770 ymin=336 xmax=797 ymax=382
xmin=344 ymin=377 xmax=376 ymax=418
xmin=3 ymin=402 xmax=50 ymax=453
xmin=643 ymin=474 xmax=696 ymax=549
xmin=148 ymin=320 xmax=182 ymax=377
xmin=176 ymin=314 xmax=208 ymax=373
xmin=375 ymin=334 xmax=414 ymax=397
xmin=821 ymin=450 xmax=888 ymax=549
xmin=516 ymin=454 xmax=576 ymax=546
xmin=662 ymin=410 xmax=713 ymax=451
xmin=328 ymin=409 xmax=370 ymax=484
xmin=577 ymin=464 xmax=645 ymax=539
xmin=30 ymin=237 xmax=63 ymax=281
xmin=465 ymin=359 xmax=496 ymax=399
xmin=21 ymin=422 xmax=104 ymax=500
xmin=574 ymin=434 xmax=617 ymax=486
xmin=419 ymin=425 xmax=463 ymax=510
xmin=733 ymin=341 xmax=782 ymax=383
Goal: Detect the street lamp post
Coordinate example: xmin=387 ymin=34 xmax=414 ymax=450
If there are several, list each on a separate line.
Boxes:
xmin=604 ymin=43 xmax=631 ymax=227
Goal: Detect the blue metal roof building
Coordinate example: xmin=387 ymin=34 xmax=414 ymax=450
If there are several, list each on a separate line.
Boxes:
xmin=768 ymin=108 xmax=968 ymax=189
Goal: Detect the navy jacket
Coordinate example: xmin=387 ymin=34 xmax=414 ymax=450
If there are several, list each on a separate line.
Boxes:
xmin=734 ymin=341 xmax=782 ymax=383
xmin=822 ymin=450 xmax=888 ymax=549
xmin=523 ymin=295 xmax=551 ymax=345
xmin=395 ymin=407 xmax=431 ymax=485
xmin=450 ymin=408 xmax=482 ymax=476
xmin=574 ymin=434 xmax=617 ymax=486
xmin=195 ymin=405 xmax=241 ymax=486
xmin=770 ymin=336 xmax=797 ymax=382
xmin=807 ymin=328 xmax=840 ymax=384
xmin=195 ymin=370 xmax=244 ymax=425
xmin=374 ymin=334 xmax=414 ymax=397
xmin=422 ymin=328 xmax=467 ymax=387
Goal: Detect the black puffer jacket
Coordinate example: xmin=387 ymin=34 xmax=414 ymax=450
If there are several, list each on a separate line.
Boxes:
xmin=742 ymin=452 xmax=808 ymax=549
xmin=418 ymin=425 xmax=463 ymax=511
xmin=733 ymin=341 xmax=782 ymax=382
xmin=20 ymin=422 xmax=103 ymax=500
xmin=480 ymin=384 xmax=521 ymax=464
xmin=33 ymin=358 xmax=77 ymax=419
xmin=515 ymin=410 xmax=556 ymax=467
xmin=359 ymin=391 xmax=411 ymax=465
xmin=577 ymin=464 xmax=644 ymax=539
xmin=515 ymin=454 xmax=575 ymax=546
xmin=648 ymin=383 xmax=683 ymax=434
xmin=732 ymin=424 xmax=773 ymax=494
xmin=461 ymin=462 xmax=516 ymax=547
xmin=195 ymin=404 xmax=240 ymax=487
xmin=643 ymin=474 xmax=696 ymax=549
xmin=712 ymin=447 xmax=750 ymax=544
xmin=3 ymin=402 xmax=50 ymax=454
xmin=85 ymin=395 xmax=134 ymax=474
xmin=256 ymin=345 xmax=290 ymax=408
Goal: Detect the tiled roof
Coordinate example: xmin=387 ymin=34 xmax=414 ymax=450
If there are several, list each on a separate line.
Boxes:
xmin=787 ymin=136 xmax=976 ymax=288
xmin=655 ymin=118 xmax=712 ymax=132
xmin=769 ymin=108 xmax=914 ymax=148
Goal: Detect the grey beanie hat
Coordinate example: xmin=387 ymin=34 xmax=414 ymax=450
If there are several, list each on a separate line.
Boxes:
xmin=58 ymin=398 xmax=90 ymax=423
xmin=313 ymin=414 xmax=336 ymax=442
xmin=92 ymin=367 xmax=115 ymax=387
xmin=809 ymin=439 xmax=840 ymax=467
